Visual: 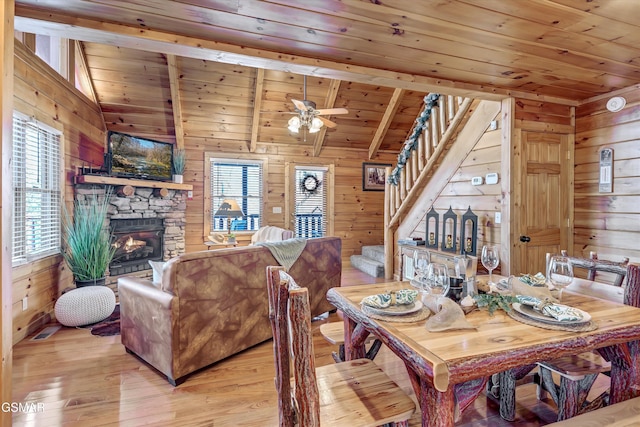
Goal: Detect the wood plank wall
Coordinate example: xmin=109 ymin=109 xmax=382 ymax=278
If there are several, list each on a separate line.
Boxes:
xmin=574 ymin=89 xmax=640 ymax=265
xmin=12 ymin=41 xmax=105 ymax=344
xmin=182 ymin=142 xmax=396 ymax=261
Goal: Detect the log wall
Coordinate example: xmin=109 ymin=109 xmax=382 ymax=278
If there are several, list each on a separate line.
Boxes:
xmin=12 ymin=41 xmax=105 ymax=343
xmin=574 ymin=89 xmax=640 ymax=265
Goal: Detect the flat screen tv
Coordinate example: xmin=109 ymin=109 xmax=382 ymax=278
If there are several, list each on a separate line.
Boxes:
xmin=107 ymin=131 xmax=173 ymax=181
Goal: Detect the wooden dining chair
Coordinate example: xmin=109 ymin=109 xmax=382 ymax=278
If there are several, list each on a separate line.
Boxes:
xmin=559 ymin=250 xmax=629 ymax=286
xmin=266 ymin=266 xmax=415 ymax=427
xmin=499 ymin=260 xmax=639 ymax=422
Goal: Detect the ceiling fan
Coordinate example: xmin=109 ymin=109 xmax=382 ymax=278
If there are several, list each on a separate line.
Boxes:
xmin=287 ymin=75 xmax=348 ymax=136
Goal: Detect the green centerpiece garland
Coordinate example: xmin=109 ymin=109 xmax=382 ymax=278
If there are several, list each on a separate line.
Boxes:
xmin=473 ymin=294 xmax=519 ymax=315
xmin=387 ymin=93 xmax=440 ymax=186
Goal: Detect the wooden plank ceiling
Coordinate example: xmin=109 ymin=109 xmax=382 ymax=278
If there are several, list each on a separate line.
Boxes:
xmin=14 ymin=0 xmax=640 ymax=155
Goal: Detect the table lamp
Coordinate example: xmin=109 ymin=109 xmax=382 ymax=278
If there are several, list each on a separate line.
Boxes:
xmin=214 ymin=199 xmax=245 ymax=240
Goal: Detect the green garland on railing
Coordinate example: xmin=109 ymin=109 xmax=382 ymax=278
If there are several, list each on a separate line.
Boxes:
xmin=387 ymin=93 xmax=440 ymax=186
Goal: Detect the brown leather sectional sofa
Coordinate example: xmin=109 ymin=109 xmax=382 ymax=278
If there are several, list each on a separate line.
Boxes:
xmin=118 ymin=236 xmax=342 ymax=385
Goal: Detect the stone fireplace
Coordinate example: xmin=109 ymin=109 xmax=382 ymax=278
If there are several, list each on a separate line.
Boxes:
xmin=74 ymin=183 xmax=188 ymax=295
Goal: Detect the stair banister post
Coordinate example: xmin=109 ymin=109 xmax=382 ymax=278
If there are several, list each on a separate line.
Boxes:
xmin=384 ymin=167 xmax=394 ymax=279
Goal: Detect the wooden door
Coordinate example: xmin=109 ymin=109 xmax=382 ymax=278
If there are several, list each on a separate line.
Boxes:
xmin=511 ymin=130 xmax=572 ymax=275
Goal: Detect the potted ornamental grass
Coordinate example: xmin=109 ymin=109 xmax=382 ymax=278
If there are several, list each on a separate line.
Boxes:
xmin=173 ymin=148 xmax=186 ymax=184
xmin=62 ymin=190 xmax=116 ymax=287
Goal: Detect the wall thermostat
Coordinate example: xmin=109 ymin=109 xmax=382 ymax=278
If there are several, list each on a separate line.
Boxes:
xmin=486 ymin=172 xmax=499 ymax=185
xmin=471 ymin=176 xmax=483 ymax=186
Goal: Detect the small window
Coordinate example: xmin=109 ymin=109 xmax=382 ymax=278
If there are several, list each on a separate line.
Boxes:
xmin=209 ymin=158 xmax=263 ymax=233
xmin=12 ymin=113 xmax=62 ymax=265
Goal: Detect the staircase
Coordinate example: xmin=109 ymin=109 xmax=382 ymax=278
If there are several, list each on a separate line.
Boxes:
xmin=350 ymin=245 xmax=385 ymax=278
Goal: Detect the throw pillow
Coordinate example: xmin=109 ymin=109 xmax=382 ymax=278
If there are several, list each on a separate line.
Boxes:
xmin=148 ymin=260 xmax=165 ymax=287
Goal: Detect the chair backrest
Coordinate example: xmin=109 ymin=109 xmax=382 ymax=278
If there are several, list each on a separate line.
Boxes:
xmin=266 ymin=265 xmax=321 ymax=427
xmin=547 ymin=251 xmax=629 ymax=287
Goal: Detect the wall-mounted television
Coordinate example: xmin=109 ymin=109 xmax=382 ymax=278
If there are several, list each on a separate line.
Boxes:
xmin=107 ymin=131 xmax=173 ymax=181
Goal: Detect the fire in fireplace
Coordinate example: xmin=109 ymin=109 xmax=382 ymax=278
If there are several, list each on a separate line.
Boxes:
xmin=110 ymin=218 xmax=164 ymax=276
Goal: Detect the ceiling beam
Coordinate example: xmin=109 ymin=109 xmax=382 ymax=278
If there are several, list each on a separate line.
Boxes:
xmin=12 ymin=12 xmax=578 ymax=105
xmin=369 ymin=88 xmax=405 ymax=160
xmin=74 ymin=40 xmax=105 ymax=130
xmin=313 ymin=79 xmax=341 ymax=157
xmin=250 ymin=68 xmax=265 ymax=153
xmin=166 ymin=54 xmax=185 ymax=149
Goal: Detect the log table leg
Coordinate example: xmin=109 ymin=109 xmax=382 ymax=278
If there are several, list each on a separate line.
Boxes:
xmin=498 ymin=364 xmax=537 ymax=421
xmin=342 ymin=317 xmax=366 ymax=360
xmin=605 ymin=341 xmax=640 ymax=404
xmin=423 ymin=380 xmax=456 ymax=427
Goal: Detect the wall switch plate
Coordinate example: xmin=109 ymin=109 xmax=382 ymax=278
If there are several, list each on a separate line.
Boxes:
xmin=22 ymin=297 xmax=28 ymax=311
xmin=486 ymin=172 xmax=499 ymax=185
xmin=495 ymin=212 xmax=502 ymax=224
xmin=471 ymin=176 xmax=483 ymax=186
xmin=187 ymin=190 xmax=193 ymax=200
xmin=273 ymin=206 xmax=282 ymax=214
xmin=489 ymin=120 xmax=499 ymax=131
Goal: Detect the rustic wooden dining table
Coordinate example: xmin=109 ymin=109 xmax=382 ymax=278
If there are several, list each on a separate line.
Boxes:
xmin=326 ymin=279 xmax=640 ymax=427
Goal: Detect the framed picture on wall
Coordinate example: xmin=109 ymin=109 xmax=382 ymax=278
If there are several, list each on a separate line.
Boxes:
xmin=362 ymin=162 xmax=391 ymax=191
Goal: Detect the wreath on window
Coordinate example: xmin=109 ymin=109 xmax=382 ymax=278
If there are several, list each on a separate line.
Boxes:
xmin=300 ymin=174 xmax=321 ymax=194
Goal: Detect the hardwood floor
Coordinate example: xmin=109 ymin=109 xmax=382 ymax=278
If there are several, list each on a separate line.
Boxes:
xmin=12 ymin=267 xmax=606 ymax=426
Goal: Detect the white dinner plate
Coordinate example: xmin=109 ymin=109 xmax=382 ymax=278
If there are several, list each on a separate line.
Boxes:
xmin=364 ymin=300 xmax=423 ymax=316
xmin=512 ymin=303 xmax=591 ymax=325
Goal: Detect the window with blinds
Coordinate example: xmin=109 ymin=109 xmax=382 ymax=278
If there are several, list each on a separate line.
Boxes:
xmin=294 ymin=167 xmax=327 ymax=238
xmin=12 ymin=113 xmax=62 ymax=265
xmin=210 ymin=159 xmax=263 ymax=232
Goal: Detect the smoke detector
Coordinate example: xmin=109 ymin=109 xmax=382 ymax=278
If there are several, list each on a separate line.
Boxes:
xmin=606 ymin=96 xmax=626 ymax=112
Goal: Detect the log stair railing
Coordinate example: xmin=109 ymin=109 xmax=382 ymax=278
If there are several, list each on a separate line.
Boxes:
xmin=383 ymin=95 xmax=474 ymax=279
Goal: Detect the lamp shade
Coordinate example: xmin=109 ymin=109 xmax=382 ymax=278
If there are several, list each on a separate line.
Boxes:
xmin=214 ymin=199 xmax=245 ymax=218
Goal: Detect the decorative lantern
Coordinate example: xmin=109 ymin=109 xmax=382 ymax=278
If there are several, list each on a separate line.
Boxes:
xmin=425 ymin=207 xmax=439 ymax=249
xmin=441 ymin=206 xmax=457 ymax=253
xmin=460 ymin=206 xmax=478 ymax=255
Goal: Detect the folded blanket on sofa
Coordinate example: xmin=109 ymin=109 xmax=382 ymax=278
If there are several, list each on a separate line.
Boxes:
xmin=256 ymin=238 xmax=306 ymax=271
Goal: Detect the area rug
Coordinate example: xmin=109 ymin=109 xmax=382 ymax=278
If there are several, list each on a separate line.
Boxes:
xmin=87 ymin=304 xmax=120 ymax=336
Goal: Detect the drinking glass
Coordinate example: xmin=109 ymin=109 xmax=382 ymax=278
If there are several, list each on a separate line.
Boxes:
xmin=481 ymin=245 xmax=500 ymax=285
xmin=425 ymin=263 xmax=450 ymax=302
xmin=548 ymin=255 xmax=574 ymax=301
xmin=412 ymin=250 xmax=430 ymax=293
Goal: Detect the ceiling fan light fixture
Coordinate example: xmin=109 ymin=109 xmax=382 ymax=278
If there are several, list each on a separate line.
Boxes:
xmin=287 ymin=116 xmax=301 ymax=133
xmin=309 ymin=117 xmax=323 ymax=133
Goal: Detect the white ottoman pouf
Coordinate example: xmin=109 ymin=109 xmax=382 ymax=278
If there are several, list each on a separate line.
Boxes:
xmin=54 ymin=286 xmax=116 ymax=327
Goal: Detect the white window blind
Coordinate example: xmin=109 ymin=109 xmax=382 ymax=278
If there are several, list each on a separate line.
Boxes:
xmin=210 ymin=158 xmax=263 ymax=232
xmin=294 ymin=167 xmax=327 ymax=238
xmin=13 ymin=113 xmax=62 ymax=265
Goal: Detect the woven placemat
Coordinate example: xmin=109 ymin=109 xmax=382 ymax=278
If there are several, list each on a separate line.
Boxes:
xmin=362 ymin=305 xmax=431 ymax=323
xmin=507 ymin=310 xmax=598 ymax=332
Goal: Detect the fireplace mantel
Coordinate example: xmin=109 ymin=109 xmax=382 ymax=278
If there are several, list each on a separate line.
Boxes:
xmin=75 ymin=174 xmax=193 ymax=191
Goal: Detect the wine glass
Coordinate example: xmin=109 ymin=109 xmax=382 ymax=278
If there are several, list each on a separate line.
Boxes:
xmin=481 ymin=245 xmax=500 ymax=285
xmin=412 ymin=251 xmax=430 ymax=292
xmin=548 ymin=256 xmax=574 ymax=301
xmin=425 ymin=263 xmax=450 ymax=303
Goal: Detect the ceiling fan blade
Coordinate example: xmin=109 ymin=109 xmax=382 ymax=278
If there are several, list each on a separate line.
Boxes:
xmin=292 ymin=99 xmax=308 ymax=111
xmin=317 ymin=116 xmax=338 ymax=128
xmin=315 ymin=107 xmax=348 ymax=115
